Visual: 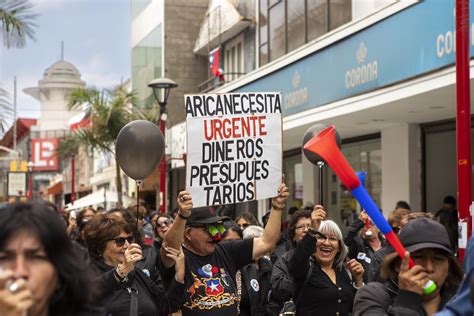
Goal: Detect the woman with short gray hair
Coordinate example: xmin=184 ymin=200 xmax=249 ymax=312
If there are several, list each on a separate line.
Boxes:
xmin=289 ymin=206 xmax=364 ymax=315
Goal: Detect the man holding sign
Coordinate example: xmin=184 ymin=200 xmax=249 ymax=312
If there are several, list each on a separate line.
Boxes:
xmin=160 ymin=93 xmax=288 ymax=315
xmin=185 ymin=92 xmax=283 ymax=207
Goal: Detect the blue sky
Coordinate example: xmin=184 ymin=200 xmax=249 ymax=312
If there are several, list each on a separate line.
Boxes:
xmin=0 ymin=0 xmax=131 ymax=120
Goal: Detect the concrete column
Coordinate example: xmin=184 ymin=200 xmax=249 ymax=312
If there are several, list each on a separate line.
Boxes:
xmin=381 ymin=123 xmax=422 ymax=215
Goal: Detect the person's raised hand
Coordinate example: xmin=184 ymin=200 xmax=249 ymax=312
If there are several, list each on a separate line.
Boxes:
xmin=121 ymin=243 xmax=143 ymax=275
xmin=398 ymin=252 xmax=429 ymax=296
xmin=271 ymin=183 xmax=289 ymax=210
xmin=311 ymin=205 xmax=326 ymax=230
xmin=164 ymin=246 xmax=185 ymax=283
xmin=177 ymin=191 xmax=193 ymax=218
xmin=358 ymin=211 xmax=369 ymax=223
xmin=347 ymin=259 xmax=364 ymax=287
xmin=0 ymin=270 xmax=33 ymax=316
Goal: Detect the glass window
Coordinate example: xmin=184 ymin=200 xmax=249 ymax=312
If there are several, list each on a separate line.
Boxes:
xmin=131 ymin=25 xmax=162 ymax=107
xmin=287 ymin=0 xmax=305 ymax=51
xmin=259 ymin=43 xmax=269 ymax=65
xmin=268 ymin=2 xmax=285 ymax=61
xmin=259 ymin=0 xmax=269 ymax=66
xmin=131 ymin=0 xmax=152 ymax=20
xmin=329 ymin=0 xmax=351 ymax=31
xmin=327 ymin=138 xmax=381 ymax=230
xmin=307 ymin=0 xmax=328 ymax=42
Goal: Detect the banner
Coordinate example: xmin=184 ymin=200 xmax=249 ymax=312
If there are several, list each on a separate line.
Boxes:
xmin=7 ymin=172 xmax=26 ymax=196
xmin=185 ymin=92 xmax=282 ymax=207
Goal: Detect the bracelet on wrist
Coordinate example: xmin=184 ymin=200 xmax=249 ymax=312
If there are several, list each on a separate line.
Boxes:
xmin=115 ymin=266 xmax=129 ymax=283
xmin=353 ymin=281 xmax=364 ymax=289
xmin=178 ymin=211 xmax=190 ymax=220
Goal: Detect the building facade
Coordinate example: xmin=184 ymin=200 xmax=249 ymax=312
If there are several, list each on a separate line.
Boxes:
xmin=131 ymin=0 xmax=208 ymax=211
xmin=135 ymin=0 xmax=473 ymax=227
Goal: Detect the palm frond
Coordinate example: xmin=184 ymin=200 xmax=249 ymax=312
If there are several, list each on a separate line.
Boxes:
xmin=0 ymin=86 xmax=13 ymax=133
xmin=0 ymin=0 xmax=38 ymax=48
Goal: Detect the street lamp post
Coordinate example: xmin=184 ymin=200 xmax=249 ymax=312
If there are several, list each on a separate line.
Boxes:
xmin=148 ymin=78 xmax=178 ymax=213
xmin=27 ymin=161 xmax=34 ymax=200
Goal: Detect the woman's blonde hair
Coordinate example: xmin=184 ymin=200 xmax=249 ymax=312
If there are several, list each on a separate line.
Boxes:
xmin=318 ymin=220 xmax=348 ymax=271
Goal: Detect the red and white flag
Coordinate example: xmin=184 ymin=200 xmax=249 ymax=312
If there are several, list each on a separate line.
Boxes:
xmin=209 ymin=47 xmax=224 ymax=81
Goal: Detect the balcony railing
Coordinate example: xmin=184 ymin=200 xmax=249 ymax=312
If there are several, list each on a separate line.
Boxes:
xmin=198 ymin=72 xmax=246 ymax=93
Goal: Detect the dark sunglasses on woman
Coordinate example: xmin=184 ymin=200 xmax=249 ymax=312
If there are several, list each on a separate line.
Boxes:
xmin=111 ymin=235 xmax=134 ymax=247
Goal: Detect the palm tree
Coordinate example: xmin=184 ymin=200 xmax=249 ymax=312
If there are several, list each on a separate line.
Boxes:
xmin=0 ymin=0 xmax=37 ymax=48
xmin=58 ymin=84 xmax=138 ymax=206
xmin=0 ymin=0 xmax=37 ymax=132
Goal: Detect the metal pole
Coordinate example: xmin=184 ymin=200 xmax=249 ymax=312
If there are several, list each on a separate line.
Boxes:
xmin=71 ymin=155 xmax=75 ymax=204
xmin=13 ymin=77 xmax=17 ymax=151
xmin=159 ymin=117 xmax=167 ymax=213
xmin=317 ymin=161 xmax=325 ymax=205
xmin=455 ymin=0 xmax=472 ymax=261
xmin=28 ymin=169 xmax=33 ymax=200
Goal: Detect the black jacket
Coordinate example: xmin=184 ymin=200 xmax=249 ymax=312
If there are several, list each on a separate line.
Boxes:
xmin=344 ymin=219 xmax=387 ymax=282
xmin=367 ymin=244 xmax=393 ymax=282
xmin=239 ymin=257 xmax=274 ymax=316
xmin=270 ymin=248 xmax=295 ymax=304
xmin=353 ymin=278 xmax=457 ymax=316
xmin=90 ymin=259 xmax=185 ymax=316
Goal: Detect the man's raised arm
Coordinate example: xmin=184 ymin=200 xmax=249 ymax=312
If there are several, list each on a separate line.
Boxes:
xmin=160 ymin=191 xmax=193 ymax=268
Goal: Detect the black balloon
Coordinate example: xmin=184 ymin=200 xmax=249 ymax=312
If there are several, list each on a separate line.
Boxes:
xmin=302 ymin=124 xmax=342 ymax=164
xmin=116 ymin=120 xmax=165 ymax=180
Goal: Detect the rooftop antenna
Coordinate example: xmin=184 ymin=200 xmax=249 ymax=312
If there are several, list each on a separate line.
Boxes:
xmin=61 ymin=41 xmax=64 ymax=60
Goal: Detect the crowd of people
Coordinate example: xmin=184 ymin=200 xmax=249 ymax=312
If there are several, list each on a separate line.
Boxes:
xmin=0 ymin=187 xmax=471 ymax=316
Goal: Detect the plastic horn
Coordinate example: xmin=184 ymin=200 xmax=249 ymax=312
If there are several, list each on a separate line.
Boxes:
xmin=303 ymin=125 xmax=436 ymax=295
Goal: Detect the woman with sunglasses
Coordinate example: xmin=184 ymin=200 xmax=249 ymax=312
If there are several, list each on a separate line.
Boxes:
xmin=84 ymin=213 xmax=185 ymax=316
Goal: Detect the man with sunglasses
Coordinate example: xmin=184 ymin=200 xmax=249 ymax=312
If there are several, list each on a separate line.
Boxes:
xmin=160 ymin=183 xmax=289 ymax=316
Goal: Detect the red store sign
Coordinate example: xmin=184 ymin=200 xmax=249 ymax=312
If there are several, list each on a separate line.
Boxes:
xmin=32 ymin=138 xmax=59 ymax=171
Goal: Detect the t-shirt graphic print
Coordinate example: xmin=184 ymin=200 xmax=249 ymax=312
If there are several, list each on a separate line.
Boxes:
xmin=181 ymin=239 xmax=253 ymax=316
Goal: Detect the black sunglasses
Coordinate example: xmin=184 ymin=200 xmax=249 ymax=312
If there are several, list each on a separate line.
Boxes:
xmin=110 ymin=235 xmax=134 ymax=247
xmin=157 ymin=218 xmax=173 ymax=227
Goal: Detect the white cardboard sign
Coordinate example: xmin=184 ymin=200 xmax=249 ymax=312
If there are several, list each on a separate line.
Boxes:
xmin=185 ymin=93 xmax=282 ymax=207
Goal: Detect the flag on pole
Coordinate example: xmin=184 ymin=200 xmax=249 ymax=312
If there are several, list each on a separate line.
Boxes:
xmin=209 ymin=47 xmax=224 ymax=81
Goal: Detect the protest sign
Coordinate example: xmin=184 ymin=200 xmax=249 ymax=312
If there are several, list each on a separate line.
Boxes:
xmin=185 ymin=93 xmax=282 ymax=207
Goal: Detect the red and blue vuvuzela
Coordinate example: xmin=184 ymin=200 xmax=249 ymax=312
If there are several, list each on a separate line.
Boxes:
xmin=303 ymin=126 xmax=414 ymax=266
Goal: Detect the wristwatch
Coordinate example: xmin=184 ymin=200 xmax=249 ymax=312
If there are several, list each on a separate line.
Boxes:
xmin=178 ymin=211 xmax=190 ymax=220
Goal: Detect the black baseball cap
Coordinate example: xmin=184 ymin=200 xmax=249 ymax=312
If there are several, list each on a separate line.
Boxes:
xmin=186 ymin=207 xmax=225 ymax=226
xmin=398 ymin=217 xmax=452 ymax=254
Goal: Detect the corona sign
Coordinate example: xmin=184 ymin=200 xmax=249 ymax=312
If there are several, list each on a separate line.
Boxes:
xmin=31 ymin=138 xmax=59 ymax=171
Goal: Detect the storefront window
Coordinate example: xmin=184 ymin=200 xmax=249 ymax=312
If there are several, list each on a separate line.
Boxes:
xmin=327 ymin=138 xmax=381 ymax=230
xmin=424 ymin=123 xmax=474 ymax=212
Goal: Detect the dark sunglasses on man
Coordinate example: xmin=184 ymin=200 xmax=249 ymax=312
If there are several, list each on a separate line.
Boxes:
xmin=110 ymin=235 xmax=134 ymax=247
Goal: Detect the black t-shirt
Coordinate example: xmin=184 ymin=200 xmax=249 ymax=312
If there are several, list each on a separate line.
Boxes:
xmin=182 ymin=239 xmax=253 ymax=316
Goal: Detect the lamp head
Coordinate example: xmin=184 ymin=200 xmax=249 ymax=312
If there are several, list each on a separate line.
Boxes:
xmin=148 ymin=77 xmax=178 ymax=106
